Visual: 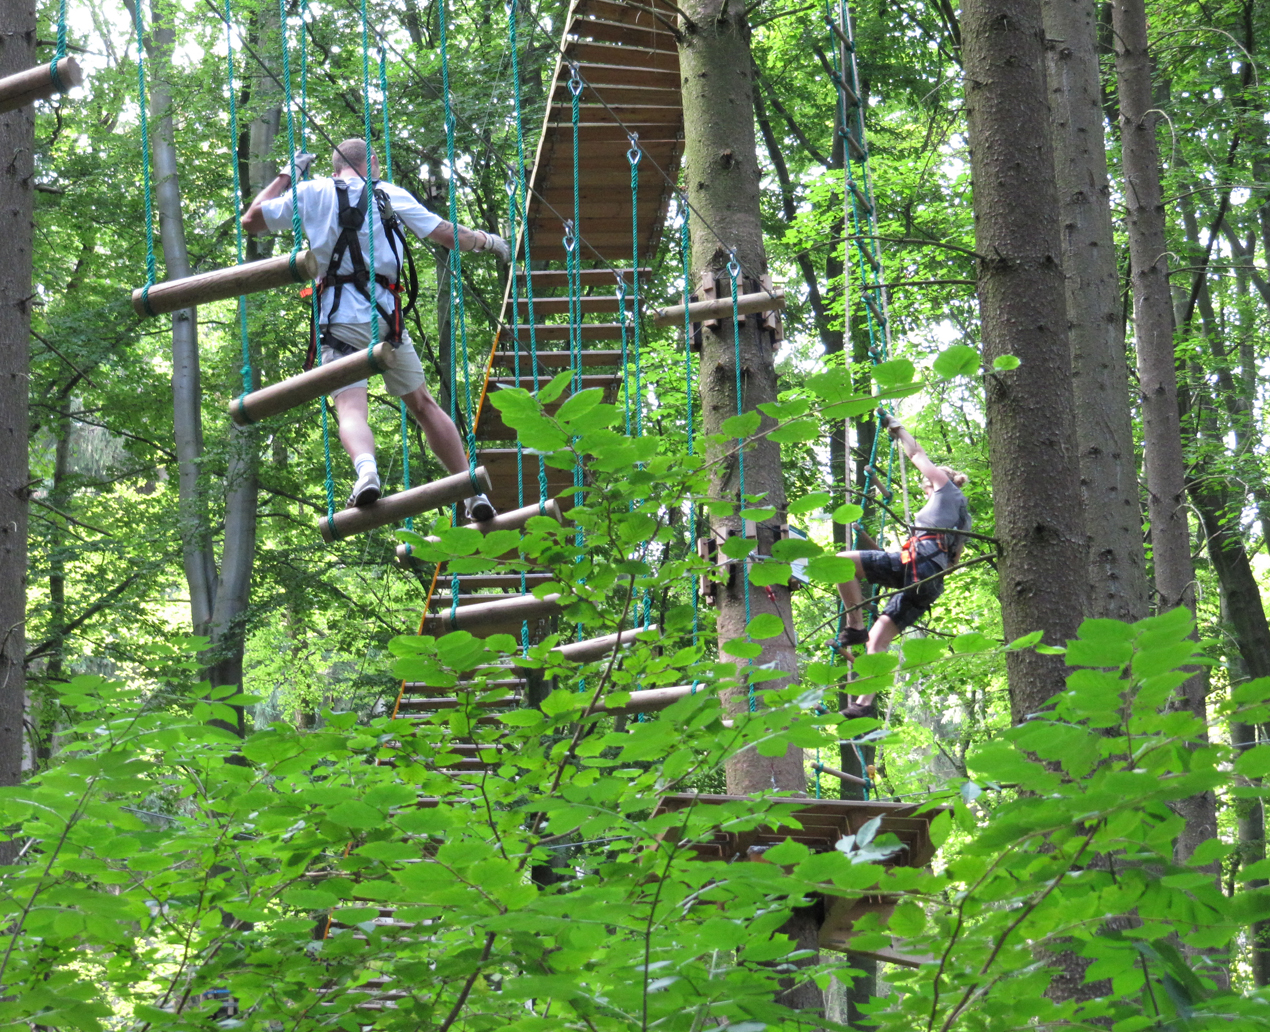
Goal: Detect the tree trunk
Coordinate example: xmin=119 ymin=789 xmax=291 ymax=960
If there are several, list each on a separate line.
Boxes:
xmin=1042 ymin=0 xmax=1147 ymax=622
xmin=0 ymin=0 xmax=35 ymax=817
xmin=678 ymin=0 xmax=820 ymax=1017
xmin=146 ymin=0 xmax=257 ymax=730
xmin=962 ymin=0 xmax=1084 ymax=721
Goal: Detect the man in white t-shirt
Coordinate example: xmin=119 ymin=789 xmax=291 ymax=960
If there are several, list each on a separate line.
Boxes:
xmin=242 ymin=138 xmax=508 ymax=518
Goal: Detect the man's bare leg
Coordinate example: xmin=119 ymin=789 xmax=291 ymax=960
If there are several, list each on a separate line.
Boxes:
xmin=333 ymin=388 xmax=376 ymax=460
xmin=401 ymin=383 xmax=468 ymax=474
xmin=835 ymin=552 xmax=868 ymax=632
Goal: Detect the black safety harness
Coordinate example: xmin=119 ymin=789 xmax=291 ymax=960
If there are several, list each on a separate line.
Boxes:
xmin=304 ymin=177 xmax=419 ymax=369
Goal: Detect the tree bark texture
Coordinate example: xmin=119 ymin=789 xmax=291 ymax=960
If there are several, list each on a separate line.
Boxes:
xmin=0 ymin=0 xmax=35 ymax=806
xmin=1112 ymin=0 xmax=1192 ymax=621
xmin=679 ymin=0 xmax=805 ymax=799
xmin=1042 ymin=0 xmax=1147 ymax=622
xmin=962 ymin=0 xmax=1085 ymax=721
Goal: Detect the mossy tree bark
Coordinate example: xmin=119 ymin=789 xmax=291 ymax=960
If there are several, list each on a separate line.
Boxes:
xmin=962 ymin=0 xmax=1085 ymax=722
xmin=0 ymin=0 xmax=35 ymax=819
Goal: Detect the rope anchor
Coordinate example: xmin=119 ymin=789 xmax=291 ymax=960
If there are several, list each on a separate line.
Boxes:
xmin=568 ymin=62 xmax=583 ymax=95
xmin=627 ymin=132 xmax=642 ymax=165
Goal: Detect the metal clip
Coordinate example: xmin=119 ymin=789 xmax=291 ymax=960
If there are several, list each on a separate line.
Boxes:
xmin=568 ymin=63 xmax=583 ymax=95
xmin=627 ymin=132 xmax=642 ymax=165
xmin=562 ymin=219 xmax=576 ymax=252
xmin=727 ymin=252 xmax=741 ymax=279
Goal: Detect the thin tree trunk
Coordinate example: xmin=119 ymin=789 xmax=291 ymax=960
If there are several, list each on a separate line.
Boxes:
xmin=0 ymin=0 xmax=36 ymax=822
xmin=678 ymin=0 xmax=820 ymax=1016
xmin=963 ymin=0 xmax=1084 ymax=722
xmin=1043 ymin=0 xmax=1147 ymax=622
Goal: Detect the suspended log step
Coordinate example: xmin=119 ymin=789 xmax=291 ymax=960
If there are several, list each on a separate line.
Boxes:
xmin=229 ymin=341 xmax=395 ymax=425
xmin=422 ymin=593 xmax=562 ymax=636
xmin=401 ymin=677 xmax=526 ymax=695
xmin=584 ymin=683 xmax=698 ymax=716
xmin=394 ymin=696 xmax=523 ymax=712
xmin=552 ymin=624 xmax=658 ymax=664
xmin=132 ymin=250 xmax=318 ymax=317
xmin=395 ymin=498 xmax=566 ymax=563
xmin=319 ymin=466 xmax=493 ymax=543
xmin=649 ymin=289 xmax=786 ymax=327
xmin=0 ymin=57 xmax=82 ymax=113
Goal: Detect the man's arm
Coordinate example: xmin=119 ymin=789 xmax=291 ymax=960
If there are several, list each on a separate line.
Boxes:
xmin=241 ymin=173 xmax=292 ymax=235
xmin=882 ymin=415 xmax=948 ymax=489
xmin=426 ymin=221 xmax=508 ymax=261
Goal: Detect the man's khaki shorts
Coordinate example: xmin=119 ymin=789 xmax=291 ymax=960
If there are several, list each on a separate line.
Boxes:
xmin=321 ymin=324 xmax=427 ymax=399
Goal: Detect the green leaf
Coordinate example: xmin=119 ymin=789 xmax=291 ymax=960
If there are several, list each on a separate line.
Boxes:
xmin=746 ymin=614 xmax=785 ymax=639
xmin=831 ymin=503 xmax=864 ymax=524
xmin=806 ymin=556 xmax=857 ymax=583
xmin=749 ymin=562 xmax=792 ymax=586
xmin=951 ymin=632 xmax=995 ymax=654
xmin=889 ymin=900 xmax=926 ymax=937
xmin=932 ymin=344 xmax=980 ymax=379
xmin=722 ymin=638 xmax=763 ymax=659
xmin=872 ymin=358 xmax=915 ymax=387
xmin=326 ymin=801 xmax=384 ymax=830
xmin=1235 ymin=746 xmax=1270 ymax=779
xmin=772 ymin=538 xmax=821 ymax=561
xmin=789 ymin=491 xmax=832 ymax=516
xmin=719 ymin=536 xmax=756 ymax=560
xmin=993 ymin=354 xmax=1021 ymax=370
xmin=537 ymin=370 xmax=575 ymax=404
xmin=721 ymin=411 xmax=761 ymax=438
xmin=1066 ymin=639 xmax=1133 ymax=668
xmin=763 ymin=838 xmax=809 ymax=864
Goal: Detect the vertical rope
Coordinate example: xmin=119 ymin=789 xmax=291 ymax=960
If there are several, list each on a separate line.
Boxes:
xmin=277 ymin=0 xmax=304 ymax=268
xmin=728 ymin=256 xmax=756 ymax=714
xmin=131 ymin=1 xmax=158 ymax=317
xmin=356 ymin=0 xmax=379 ymax=351
xmin=378 ymin=47 xmax=393 ymax=182
xmin=48 ymin=0 xmax=68 ymax=87
xmin=683 ymin=218 xmax=700 ymax=693
xmin=224 ymin=0 xmax=252 ymax=397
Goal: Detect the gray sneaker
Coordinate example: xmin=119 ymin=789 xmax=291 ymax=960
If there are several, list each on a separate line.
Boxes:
xmin=347 ymin=469 xmax=381 ymax=508
xmin=464 ymin=493 xmax=496 ymax=523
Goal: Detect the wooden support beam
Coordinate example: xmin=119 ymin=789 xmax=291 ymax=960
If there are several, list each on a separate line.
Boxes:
xmin=509 ymin=296 xmax=623 ymax=314
xmin=422 ymin=593 xmax=562 ymax=635
xmin=812 ymin=761 xmax=869 ymax=787
xmin=509 ymin=323 xmax=626 ymax=342
xmin=132 ymin=250 xmax=318 ymax=317
xmin=649 ymin=288 xmax=786 ymax=327
xmin=489 ymin=349 xmax=623 ymax=369
xmin=584 ymin=683 xmax=697 ymax=715
xmin=229 ymin=341 xmax=395 ymax=425
xmin=511 ymin=268 xmax=651 ymax=288
xmin=319 ymin=466 xmax=492 ymax=543
xmin=0 ymin=57 xmax=82 ymax=113
xmin=552 ymin=624 xmax=657 ymax=663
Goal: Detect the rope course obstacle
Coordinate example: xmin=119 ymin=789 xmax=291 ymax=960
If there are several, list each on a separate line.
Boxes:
xmin=0 ymin=0 xmax=81 ymax=113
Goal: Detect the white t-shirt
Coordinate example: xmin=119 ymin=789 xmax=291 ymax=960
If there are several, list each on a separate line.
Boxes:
xmin=260 ymin=177 xmax=443 ymax=327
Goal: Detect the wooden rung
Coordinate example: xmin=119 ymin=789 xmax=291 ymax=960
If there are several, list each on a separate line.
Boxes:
xmin=553 ymin=624 xmax=658 ymax=664
xmin=0 ymin=57 xmax=82 ymax=113
xmin=511 ymin=323 xmax=626 ymax=342
xmin=510 ymin=296 xmax=623 ymax=314
xmin=844 ymin=129 xmax=868 ymax=161
xmin=489 ymin=350 xmax=623 ymax=369
xmin=571 ymin=17 xmax=679 ymax=50
xmin=650 ymin=288 xmax=785 ymax=327
xmin=812 ymin=761 xmax=869 ymax=787
xmin=395 ymin=697 xmax=521 ymax=710
xmin=566 ymin=41 xmax=679 ymax=71
xmin=448 ymin=573 xmax=555 ymax=590
xmin=319 ymin=466 xmax=493 ymax=543
xmin=568 ymin=63 xmax=680 ymax=89
xmin=512 ymin=268 xmax=651 ymax=287
xmin=585 ymin=683 xmax=698 ymax=716
xmin=487 ymin=373 xmax=619 ymax=391
xmin=847 ymin=179 xmax=873 ymax=215
xmin=229 ymin=341 xmax=394 ymax=425
xmin=423 ymin=593 xmax=562 ymax=635
xmin=132 ymin=250 xmax=318 ymax=317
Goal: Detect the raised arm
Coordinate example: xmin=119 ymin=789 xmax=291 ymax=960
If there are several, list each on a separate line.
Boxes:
xmin=880 ymin=412 xmax=948 ymax=490
xmin=242 ymin=153 xmax=314 ymax=235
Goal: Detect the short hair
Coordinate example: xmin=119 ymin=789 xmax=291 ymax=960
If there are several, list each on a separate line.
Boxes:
xmin=331 ymin=138 xmax=372 ymax=173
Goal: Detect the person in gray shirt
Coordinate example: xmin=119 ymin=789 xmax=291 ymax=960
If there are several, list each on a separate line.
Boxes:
xmin=833 ymin=412 xmax=973 ymax=717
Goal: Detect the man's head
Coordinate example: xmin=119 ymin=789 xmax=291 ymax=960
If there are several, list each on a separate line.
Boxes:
xmin=331 ymin=138 xmax=379 ymax=177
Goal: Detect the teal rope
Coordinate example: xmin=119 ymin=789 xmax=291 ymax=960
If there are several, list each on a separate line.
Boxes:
xmin=683 ymin=218 xmax=700 ymax=694
xmin=379 ymin=47 xmax=393 ymax=182
xmin=509 ymin=0 xmax=549 ymax=506
xmin=130 ymin=1 xmax=157 ymax=317
xmin=566 ymin=65 xmax=583 ymax=531
xmin=48 ymin=0 xmax=67 ymax=88
xmin=357 ymin=0 xmax=379 ymax=351
xmin=224 ymin=0 xmax=252 ymax=397
xmin=628 ymin=135 xmax=643 ymax=441
xmin=728 ymin=257 xmax=756 ymax=714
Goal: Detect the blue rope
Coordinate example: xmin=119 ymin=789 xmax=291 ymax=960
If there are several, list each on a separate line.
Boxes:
xmin=683 ymin=218 xmax=700 ymax=695
xmin=357 ymin=0 xmax=379 ymax=351
xmin=727 ymin=257 xmax=756 ymax=714
xmin=48 ymin=0 xmax=67 ymax=88
xmin=223 ymin=0 xmax=252 ymax=397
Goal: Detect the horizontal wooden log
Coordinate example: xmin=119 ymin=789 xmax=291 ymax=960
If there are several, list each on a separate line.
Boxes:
xmin=423 ymin=593 xmax=562 ymax=635
xmin=585 ymin=683 xmax=696 ymax=716
xmin=566 ymin=41 xmax=679 ymax=71
xmin=229 ymin=342 xmax=396 ymax=425
xmin=553 ymin=624 xmax=658 ymax=663
xmin=469 ymin=497 xmax=565 ymax=533
xmin=570 ymin=16 xmax=678 ymax=49
xmin=132 ymin=249 xmax=318 ymax=317
xmin=319 ymin=466 xmax=493 ymax=543
xmin=509 ymin=296 xmax=623 ymax=315
xmin=650 ymin=288 xmax=786 ymax=327
xmin=812 ymin=761 xmax=869 ymax=787
xmin=488 ymin=349 xmax=622 ymax=368
xmin=0 ymin=57 xmax=82 ymax=113
xmin=510 ymin=267 xmax=651 ymax=287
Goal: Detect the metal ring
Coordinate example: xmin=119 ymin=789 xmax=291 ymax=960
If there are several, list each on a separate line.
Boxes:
xmin=727 ymin=255 xmax=741 ymax=278
xmin=568 ymin=63 xmax=583 ymax=95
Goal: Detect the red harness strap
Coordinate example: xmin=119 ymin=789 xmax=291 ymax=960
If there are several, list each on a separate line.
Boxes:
xmin=900 ymin=532 xmax=947 ymax=582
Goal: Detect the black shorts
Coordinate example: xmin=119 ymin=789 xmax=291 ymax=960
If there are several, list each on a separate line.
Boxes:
xmin=856 ymin=549 xmax=945 ymax=630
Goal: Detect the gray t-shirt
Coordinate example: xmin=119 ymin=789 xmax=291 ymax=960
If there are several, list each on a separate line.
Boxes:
xmin=914 ymin=481 xmax=972 ymax=568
